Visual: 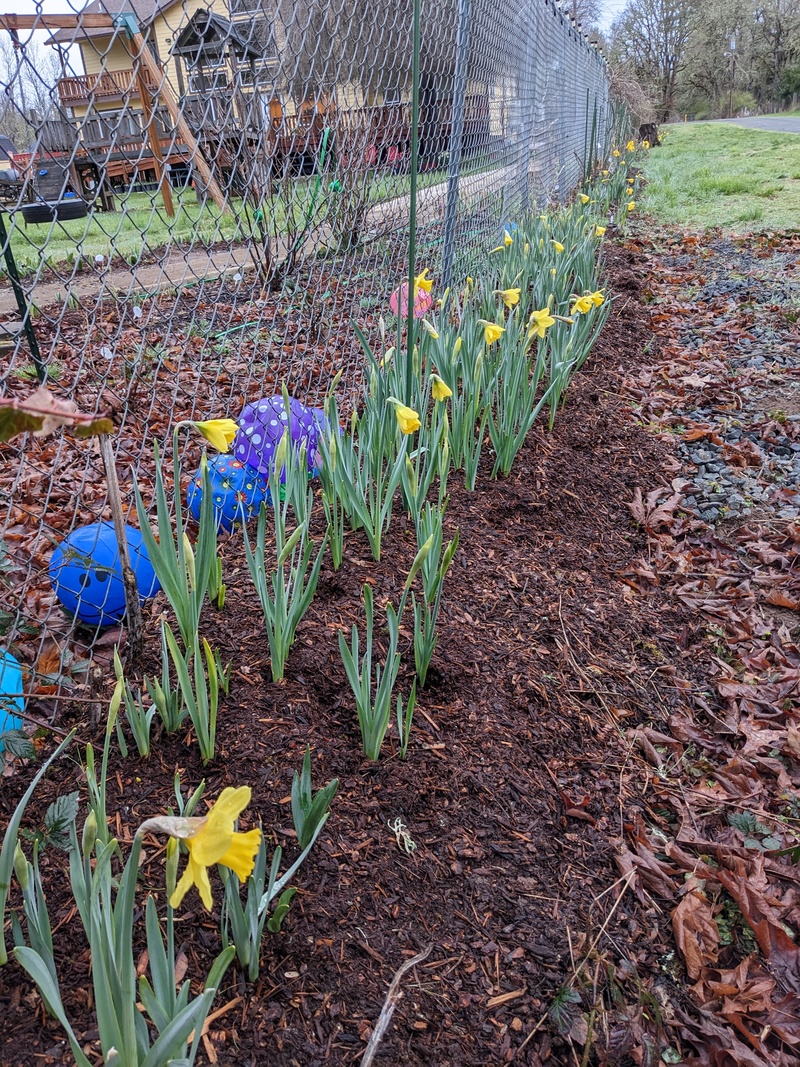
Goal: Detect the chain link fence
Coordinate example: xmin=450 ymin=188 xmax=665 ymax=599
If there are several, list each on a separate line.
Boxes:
xmin=0 ymin=0 xmax=608 ymax=698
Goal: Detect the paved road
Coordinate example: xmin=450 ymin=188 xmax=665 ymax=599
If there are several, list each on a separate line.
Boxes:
xmin=720 ymin=116 xmax=800 ymax=134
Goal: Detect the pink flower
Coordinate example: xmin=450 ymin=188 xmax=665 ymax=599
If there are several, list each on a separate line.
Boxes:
xmin=389 ymin=282 xmax=434 ymax=319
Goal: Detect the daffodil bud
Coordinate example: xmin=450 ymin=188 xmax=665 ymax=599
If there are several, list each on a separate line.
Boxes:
xmin=182 ymin=533 xmax=196 ymax=591
xmin=109 ymin=676 xmax=124 ymax=724
xmin=166 ymin=836 xmax=179 ymax=899
xmin=350 ymin=409 xmax=358 ymax=435
xmin=405 ymin=455 xmax=418 ymax=498
xmin=378 ymin=316 xmax=386 ymax=343
xmin=273 ymin=429 xmax=289 ymax=480
xmin=13 ymin=843 xmax=30 ymax=892
xmin=330 ymin=433 xmax=337 ymax=473
xmin=475 ymin=352 xmax=483 ymax=383
xmin=405 ymin=534 xmax=434 ymax=589
xmin=524 ymin=242 xmax=530 ymax=255
xmin=453 ymin=337 xmax=462 ymax=356
xmin=82 ymin=810 xmax=98 ymax=858
xmin=412 ymin=345 xmax=419 ymax=376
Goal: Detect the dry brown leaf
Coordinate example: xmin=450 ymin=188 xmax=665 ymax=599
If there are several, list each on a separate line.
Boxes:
xmin=673 ymin=890 xmax=719 ymax=980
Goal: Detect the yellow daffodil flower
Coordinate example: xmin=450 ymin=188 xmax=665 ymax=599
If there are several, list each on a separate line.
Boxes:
xmin=550 ymin=268 xmax=557 ymax=277
xmin=194 ymin=418 xmax=238 ymax=453
xmin=503 ymin=229 xmax=513 ymax=247
xmin=601 ymin=169 xmax=608 ymax=176
xmin=421 ymin=320 xmax=439 ymax=339
xmin=497 ymin=287 xmax=521 ymax=309
xmin=621 ymin=159 xmax=627 ymax=165
xmin=595 ymin=225 xmax=606 ymax=236
xmin=414 ymin=268 xmax=433 ymax=293
xmin=627 ymin=187 xmax=634 ymax=196
xmin=628 ymin=201 xmax=636 ymax=212
xmin=626 ymin=139 xmax=635 ymax=151
xmin=627 ymin=176 xmax=635 ymax=183
xmin=170 ymin=787 xmax=261 ymax=910
xmin=552 ymin=240 xmax=565 ymax=254
xmin=613 ymin=149 xmax=620 ymax=157
xmin=589 ymin=290 xmax=605 ymax=307
xmin=389 ymin=398 xmax=421 ymax=434
xmin=465 ymin=276 xmax=474 ymax=295
xmin=528 ymin=307 xmax=555 ymax=339
xmin=580 ymin=194 xmax=590 ymax=204
xmin=454 ymin=336 xmax=462 ymax=355
xmin=430 ymin=374 xmax=453 ymax=401
xmin=478 ymin=319 xmax=505 ymax=345
xmin=571 ymin=295 xmax=594 ymax=315
xmin=642 ymin=140 xmax=650 ymax=150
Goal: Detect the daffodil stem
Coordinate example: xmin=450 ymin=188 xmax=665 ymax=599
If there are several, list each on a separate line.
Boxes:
xmin=405 ymin=0 xmax=422 ymax=406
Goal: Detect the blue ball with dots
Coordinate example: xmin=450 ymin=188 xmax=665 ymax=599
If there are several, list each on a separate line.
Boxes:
xmin=187 ymin=454 xmax=270 ymax=532
xmin=49 ymin=522 xmax=160 ymax=627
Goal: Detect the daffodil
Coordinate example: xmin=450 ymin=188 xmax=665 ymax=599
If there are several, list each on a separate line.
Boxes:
xmin=421 ymin=320 xmax=439 ymax=339
xmin=627 ymin=176 xmax=635 ymax=183
xmin=626 ymin=139 xmax=635 ymax=152
xmin=589 ymin=290 xmax=605 ymax=307
xmin=627 ymin=201 xmax=636 ymax=212
xmin=478 ymin=319 xmax=505 ymax=345
xmin=414 ymin=268 xmax=433 ymax=294
xmin=454 ymin=336 xmax=462 ymax=355
xmin=595 ymin=225 xmax=606 ymax=236
xmin=642 ymin=140 xmax=650 ymax=150
xmin=389 ymin=398 xmax=421 ymax=434
xmin=613 ymin=149 xmax=620 ymax=158
xmin=552 ymin=240 xmax=565 ymax=254
xmin=430 ymin=373 xmax=453 ymax=401
xmin=503 ymin=229 xmax=513 ymax=247
xmin=627 ymin=187 xmax=634 ymax=196
xmin=497 ymin=287 xmax=521 ymax=309
xmin=580 ymin=194 xmax=590 ymax=204
xmin=528 ymin=307 xmax=555 ymax=339
xmin=550 ymin=268 xmax=557 ymax=277
xmin=601 ymin=169 xmax=608 ymax=176
xmin=144 ymin=786 xmax=264 ymax=910
xmin=465 ymin=276 xmax=474 ymax=295
xmin=194 ymin=418 xmax=238 ymax=453
xmin=571 ymin=295 xmax=594 ymax=315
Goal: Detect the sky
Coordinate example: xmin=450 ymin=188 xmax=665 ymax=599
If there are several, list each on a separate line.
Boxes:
xmin=598 ymin=0 xmax=629 ymax=33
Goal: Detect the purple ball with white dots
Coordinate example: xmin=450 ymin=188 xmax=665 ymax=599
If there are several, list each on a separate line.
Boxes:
xmin=233 ymin=396 xmax=319 ymax=480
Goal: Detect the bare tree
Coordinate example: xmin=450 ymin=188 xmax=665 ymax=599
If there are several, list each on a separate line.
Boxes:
xmin=609 ymin=0 xmax=697 ymax=120
xmin=0 ymin=35 xmax=63 ymax=149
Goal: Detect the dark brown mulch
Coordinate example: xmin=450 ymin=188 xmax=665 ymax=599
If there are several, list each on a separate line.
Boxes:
xmin=1 ymin=242 xmax=694 ymax=1065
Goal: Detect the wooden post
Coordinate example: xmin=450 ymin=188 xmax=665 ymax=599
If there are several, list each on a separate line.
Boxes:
xmin=122 ymin=31 xmax=229 ymax=214
xmin=134 ymin=64 xmax=175 ymax=217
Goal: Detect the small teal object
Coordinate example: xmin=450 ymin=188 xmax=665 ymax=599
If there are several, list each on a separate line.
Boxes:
xmin=187 ymin=454 xmax=269 ymax=532
xmin=328 ymin=180 xmax=342 ymax=193
xmin=49 ymin=522 xmax=160 ymax=627
xmin=0 ymin=648 xmax=25 ymax=747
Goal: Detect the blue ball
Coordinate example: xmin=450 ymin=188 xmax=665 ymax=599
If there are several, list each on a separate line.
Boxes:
xmin=187 ymin=455 xmax=270 ymax=532
xmin=0 ymin=648 xmax=24 ymax=748
xmin=49 ymin=522 xmax=160 ymax=627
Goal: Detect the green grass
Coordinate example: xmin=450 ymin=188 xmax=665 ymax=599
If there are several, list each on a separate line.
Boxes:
xmin=3 ymin=153 xmax=503 ymax=273
xmin=641 ymin=122 xmax=800 ymax=231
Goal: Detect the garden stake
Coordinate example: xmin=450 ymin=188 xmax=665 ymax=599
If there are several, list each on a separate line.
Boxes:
xmin=98 ymin=433 xmax=144 ymax=660
xmin=0 ymin=209 xmax=46 ymax=383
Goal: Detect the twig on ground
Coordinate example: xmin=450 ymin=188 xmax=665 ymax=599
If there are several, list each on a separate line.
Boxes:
xmin=360 ymin=944 xmax=433 ymax=1066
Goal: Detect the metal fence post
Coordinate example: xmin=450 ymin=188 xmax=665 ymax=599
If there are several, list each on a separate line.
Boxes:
xmin=441 ymin=0 xmax=472 ymax=293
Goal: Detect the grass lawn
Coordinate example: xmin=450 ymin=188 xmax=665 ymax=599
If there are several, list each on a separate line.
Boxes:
xmin=4 ymin=154 xmax=502 ymax=274
xmin=641 ymin=122 xmax=800 ymax=231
